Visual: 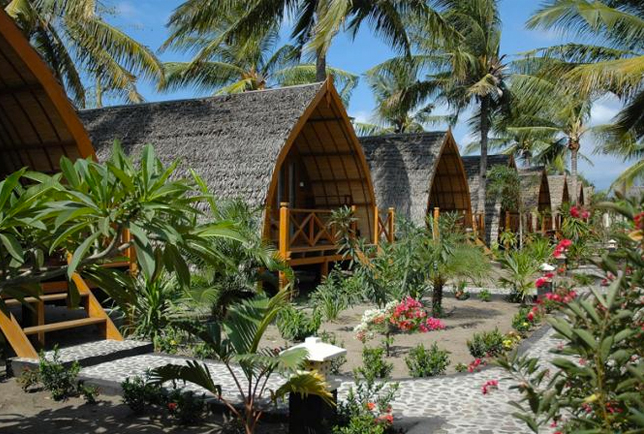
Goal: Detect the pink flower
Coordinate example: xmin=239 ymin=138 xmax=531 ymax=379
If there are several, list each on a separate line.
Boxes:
xmin=581 ymin=210 xmax=590 ymax=219
xmin=481 ymin=379 xmax=499 ymax=395
xmin=535 ymin=278 xmax=547 ymax=288
xmin=545 ymin=272 xmax=554 ymax=279
xmin=527 ymin=311 xmax=534 ymax=321
xmin=570 ymin=206 xmax=580 ymax=218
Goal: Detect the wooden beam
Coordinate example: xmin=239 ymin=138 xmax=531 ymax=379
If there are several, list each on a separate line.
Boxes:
xmin=300 ymin=151 xmax=354 ymax=157
xmin=0 ymin=139 xmax=77 ymax=152
xmin=0 ymin=83 xmax=43 ymax=97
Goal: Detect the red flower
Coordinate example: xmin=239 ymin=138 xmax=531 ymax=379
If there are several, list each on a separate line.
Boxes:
xmin=367 ymin=402 xmax=376 ymax=411
xmin=167 ymin=402 xmax=177 ymax=412
xmin=635 ymin=212 xmax=644 ymax=229
xmin=570 ymin=206 xmax=580 ymax=218
xmin=581 ymin=210 xmax=590 ymax=219
xmin=527 ymin=311 xmax=534 ymax=321
xmin=559 ymin=239 xmax=572 ymax=248
xmin=535 ymin=278 xmax=547 ymax=288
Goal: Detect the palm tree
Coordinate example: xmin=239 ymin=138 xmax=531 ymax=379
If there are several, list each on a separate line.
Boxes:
xmin=160 ymin=19 xmax=358 ymax=100
xmin=165 ymin=0 xmax=442 ymax=82
xmin=355 ymin=57 xmax=452 ymax=136
xmin=527 ymin=0 xmax=644 ymax=187
xmin=151 ymin=289 xmax=331 ymax=434
xmin=4 ymin=0 xmax=164 ymax=108
xmin=409 ymin=0 xmax=509 ymax=220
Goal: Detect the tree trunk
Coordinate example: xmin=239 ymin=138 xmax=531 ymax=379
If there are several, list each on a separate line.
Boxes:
xmin=569 ymin=138 xmax=580 ymax=204
xmin=432 ymin=279 xmax=444 ymax=317
xmin=315 ymin=50 xmax=327 ymax=82
xmin=95 ymin=76 xmax=103 ymax=108
xmin=478 ymin=96 xmax=490 ymax=221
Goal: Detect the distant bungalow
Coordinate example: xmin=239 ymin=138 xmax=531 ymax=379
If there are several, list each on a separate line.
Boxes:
xmin=519 ymin=167 xmax=552 ymax=233
xmin=360 ymin=131 xmax=473 ymax=229
xmin=81 ymin=80 xmax=389 ymax=274
xmin=462 ymin=154 xmax=518 ymax=244
xmin=547 ymin=175 xmax=570 ymax=231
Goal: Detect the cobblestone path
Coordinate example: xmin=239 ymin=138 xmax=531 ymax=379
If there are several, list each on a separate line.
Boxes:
xmin=79 ymin=327 xmax=562 ymax=433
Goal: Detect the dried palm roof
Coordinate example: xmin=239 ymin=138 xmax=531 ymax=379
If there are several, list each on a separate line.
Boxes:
xmin=462 ymin=154 xmax=517 ymax=243
xmin=547 ymin=175 xmax=570 ymax=212
xmin=80 ymin=80 xmax=377 ymax=239
xmin=360 ymin=131 xmax=472 ymax=226
xmin=583 ymin=186 xmax=594 ymax=206
xmin=566 ymin=178 xmax=586 ymax=204
xmin=519 ymin=167 xmax=551 ymax=212
xmin=0 ymin=9 xmax=94 ymax=178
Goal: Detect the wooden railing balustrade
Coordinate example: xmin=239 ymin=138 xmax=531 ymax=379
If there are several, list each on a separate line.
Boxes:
xmin=373 ymin=206 xmax=395 ymax=245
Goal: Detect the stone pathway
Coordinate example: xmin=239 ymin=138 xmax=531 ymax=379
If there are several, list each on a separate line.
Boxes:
xmin=76 ymin=327 xmax=562 ymax=433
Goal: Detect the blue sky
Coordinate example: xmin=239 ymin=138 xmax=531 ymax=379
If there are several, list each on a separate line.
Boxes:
xmin=108 ymin=0 xmax=629 ymax=190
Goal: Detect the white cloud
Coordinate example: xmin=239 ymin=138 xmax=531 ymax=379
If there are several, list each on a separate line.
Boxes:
xmin=350 ymin=110 xmax=372 ymax=124
xmin=590 ymin=95 xmax=622 ymax=126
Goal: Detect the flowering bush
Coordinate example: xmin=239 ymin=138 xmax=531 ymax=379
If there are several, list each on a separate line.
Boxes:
xmin=354 ymin=297 xmax=444 ymax=342
xmin=467 ymin=358 xmax=486 ymax=373
xmin=499 ymin=197 xmax=644 ymax=433
xmin=553 ymin=238 xmax=572 ymax=259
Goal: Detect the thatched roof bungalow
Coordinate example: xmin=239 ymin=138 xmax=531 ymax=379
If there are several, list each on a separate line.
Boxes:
xmin=548 ymin=175 xmax=570 ymax=230
xmin=519 ymin=167 xmax=552 ymax=232
xmin=462 ymin=154 xmax=517 ymax=244
xmin=0 ymin=9 xmax=95 ymax=179
xmin=360 ymin=131 xmax=472 ymax=227
xmin=81 ymin=80 xmax=379 ymax=268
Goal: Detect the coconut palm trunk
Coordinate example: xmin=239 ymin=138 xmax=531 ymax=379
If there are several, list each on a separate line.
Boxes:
xmin=569 ymin=138 xmax=580 ymax=204
xmin=316 ymin=50 xmax=327 ymax=82
xmin=478 ymin=96 xmax=490 ymax=218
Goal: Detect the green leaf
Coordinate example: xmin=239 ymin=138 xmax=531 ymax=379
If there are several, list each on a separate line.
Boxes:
xmin=60 ymin=156 xmax=80 ymax=188
xmin=0 ymin=233 xmax=24 ymax=263
xmin=572 ymin=328 xmax=598 ymax=350
xmin=129 ymin=223 xmax=155 ymax=280
xmin=67 ymin=231 xmax=101 ymax=278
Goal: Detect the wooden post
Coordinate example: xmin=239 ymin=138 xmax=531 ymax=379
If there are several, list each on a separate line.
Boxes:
xmin=123 ymin=228 xmax=138 ymax=276
xmin=373 ymin=206 xmax=380 ymax=246
xmin=279 ymin=202 xmax=290 ymax=288
xmin=321 ymin=260 xmax=329 ymax=278
xmin=350 ymin=205 xmax=357 ymax=235
xmin=387 ymin=208 xmax=395 ymax=243
xmin=433 ymin=207 xmax=440 ymax=239
xmin=505 ymin=211 xmax=510 ymax=231
xmin=541 ymin=213 xmax=546 ymax=235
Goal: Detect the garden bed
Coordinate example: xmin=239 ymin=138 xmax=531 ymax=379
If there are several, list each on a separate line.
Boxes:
xmin=262 ymin=295 xmax=524 ymax=378
xmin=0 ymin=377 xmax=287 ymax=434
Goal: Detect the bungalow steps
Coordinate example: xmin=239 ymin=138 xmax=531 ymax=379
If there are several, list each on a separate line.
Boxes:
xmin=0 ymin=273 xmax=123 ymax=359
xmin=23 ymin=316 xmax=106 ymax=335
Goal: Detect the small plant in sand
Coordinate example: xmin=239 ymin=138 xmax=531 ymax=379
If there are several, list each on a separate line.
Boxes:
xmin=405 ymin=343 xmax=450 ymax=377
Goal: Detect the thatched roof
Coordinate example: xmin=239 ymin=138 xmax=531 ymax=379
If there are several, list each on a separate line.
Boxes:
xmin=519 ymin=167 xmax=551 ymax=212
xmin=583 ymin=186 xmax=594 ymax=206
xmin=547 ymin=175 xmax=570 ymax=212
xmin=0 ymin=9 xmax=94 ymax=179
xmin=566 ymin=178 xmax=585 ymax=204
xmin=81 ymin=80 xmax=377 ymax=241
xmin=81 ymin=83 xmax=324 ymax=208
xmin=462 ymin=154 xmax=516 ymax=243
xmin=361 ymin=131 xmax=471 ymax=226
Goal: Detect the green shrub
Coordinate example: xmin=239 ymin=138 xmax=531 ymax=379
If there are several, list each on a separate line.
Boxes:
xmin=38 ymin=348 xmax=82 ymax=401
xmin=467 ymin=329 xmax=505 ymax=358
xmin=78 ymin=382 xmax=99 ymax=404
xmin=333 ymin=413 xmax=386 ymax=434
xmin=17 ymin=368 xmax=40 ymax=392
xmin=454 ymin=363 xmax=468 ymax=373
xmin=512 ymin=307 xmax=533 ymax=335
xmin=312 ymin=268 xmax=362 ymax=321
xmin=405 ymin=343 xmax=450 ymax=377
xmin=356 ymin=347 xmax=393 ymax=380
xmin=478 ymin=289 xmax=491 ymax=302
xmin=276 ymin=305 xmax=321 ymax=342
xmin=121 ymin=372 xmax=165 ymax=414
xmin=166 ymin=389 xmax=207 ymax=425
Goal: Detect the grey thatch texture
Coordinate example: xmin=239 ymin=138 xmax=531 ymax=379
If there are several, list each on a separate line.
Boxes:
xmin=548 ymin=175 xmax=569 ymax=212
xmin=360 ymin=132 xmax=447 ymax=226
xmin=519 ymin=167 xmax=547 ymax=211
xmin=566 ymin=178 xmax=585 ymax=204
xmin=80 ymin=83 xmax=325 ymax=209
xmin=583 ymin=186 xmax=594 ymax=206
xmin=462 ymin=155 xmax=513 ymax=244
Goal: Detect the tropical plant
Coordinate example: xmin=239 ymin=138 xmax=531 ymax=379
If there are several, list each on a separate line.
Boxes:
xmin=356 ymin=57 xmax=450 ymax=136
xmin=357 ymin=347 xmax=393 ymax=380
xmin=160 ymin=12 xmax=357 ymax=101
xmin=409 ymin=0 xmax=510 ymax=217
xmin=166 ymin=0 xmax=441 ymax=83
xmin=276 ymin=304 xmax=321 ymax=342
xmin=150 ymin=289 xmax=331 ymax=434
xmin=527 ymin=0 xmax=644 ymax=188
xmin=498 ymin=250 xmax=540 ymax=303
xmin=467 ymin=328 xmax=505 ymax=358
xmin=0 ymin=143 xmax=243 ymax=311
xmin=311 ymin=267 xmax=362 ymax=321
xmin=405 ymin=343 xmax=450 ymax=378
xmin=4 ymin=0 xmax=164 ymax=107
xmin=498 ymin=195 xmax=644 ymax=433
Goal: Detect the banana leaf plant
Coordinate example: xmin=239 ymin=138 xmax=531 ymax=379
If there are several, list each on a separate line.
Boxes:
xmin=150 ymin=288 xmax=332 ymax=434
